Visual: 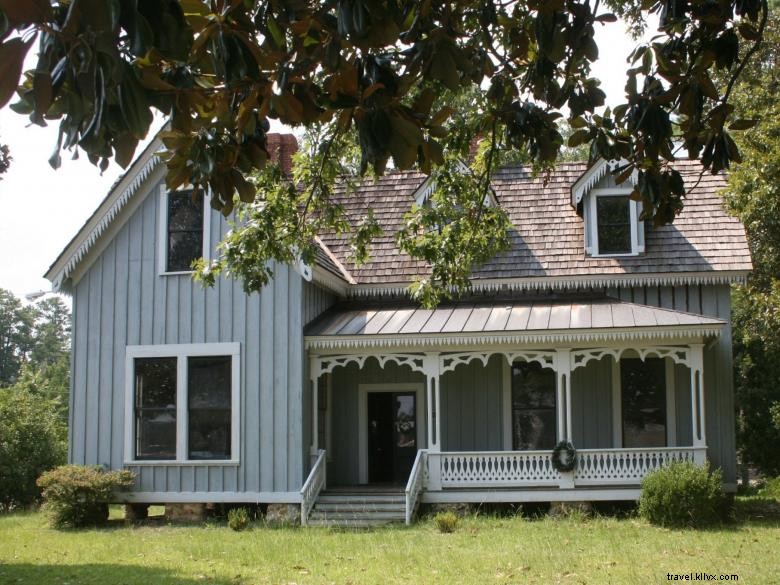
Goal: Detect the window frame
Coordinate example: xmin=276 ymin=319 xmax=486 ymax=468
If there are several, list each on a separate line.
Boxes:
xmin=157 ymin=185 xmax=211 ymax=276
xmin=124 ymin=343 xmax=240 ymax=466
xmin=585 ymin=188 xmax=645 ymax=257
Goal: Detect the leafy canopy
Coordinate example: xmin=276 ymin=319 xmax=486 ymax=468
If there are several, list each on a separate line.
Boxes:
xmin=0 ymin=0 xmax=770 ymax=300
xmin=723 ymin=5 xmax=780 ymax=476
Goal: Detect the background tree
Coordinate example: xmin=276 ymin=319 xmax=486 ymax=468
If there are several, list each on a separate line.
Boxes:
xmin=0 ymin=289 xmax=36 ymax=386
xmin=723 ymin=5 xmax=780 ymax=477
xmin=0 ymin=1 xmax=771 ymax=302
xmin=0 ymin=140 xmax=9 ymax=179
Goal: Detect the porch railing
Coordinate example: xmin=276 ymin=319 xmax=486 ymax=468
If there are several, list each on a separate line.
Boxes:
xmin=405 ymin=449 xmax=427 ymax=525
xmin=425 ymin=446 xmax=705 ymax=490
xmin=300 ymin=449 xmax=326 ymax=526
xmin=574 ymin=447 xmax=706 ymax=486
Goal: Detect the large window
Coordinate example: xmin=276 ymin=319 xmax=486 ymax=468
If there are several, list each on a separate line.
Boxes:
xmin=511 ymin=362 xmax=557 ymax=450
xmin=160 ymin=189 xmax=208 ymax=274
xmin=621 ymin=358 xmax=667 ymax=448
xmin=126 ymin=343 xmax=239 ymax=463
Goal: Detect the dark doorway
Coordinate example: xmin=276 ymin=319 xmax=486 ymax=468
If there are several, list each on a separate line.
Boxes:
xmin=367 ymin=392 xmax=417 ymax=484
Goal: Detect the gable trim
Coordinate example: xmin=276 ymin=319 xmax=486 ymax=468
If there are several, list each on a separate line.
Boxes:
xmin=571 ymin=159 xmax=638 ymax=207
xmin=45 ymin=136 xmax=163 ymax=291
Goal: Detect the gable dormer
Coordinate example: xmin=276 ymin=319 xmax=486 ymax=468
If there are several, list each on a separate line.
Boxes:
xmin=572 ymin=159 xmax=644 ymax=257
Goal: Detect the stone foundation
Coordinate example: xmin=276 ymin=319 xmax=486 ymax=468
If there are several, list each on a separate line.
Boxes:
xmin=165 ymin=503 xmax=207 ymax=522
xmin=265 ymin=503 xmax=301 ymax=525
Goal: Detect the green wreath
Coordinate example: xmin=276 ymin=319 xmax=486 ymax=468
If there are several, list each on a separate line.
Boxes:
xmin=551 ymin=441 xmax=577 ymax=472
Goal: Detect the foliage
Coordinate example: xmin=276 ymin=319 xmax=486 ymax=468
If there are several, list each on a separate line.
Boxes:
xmin=0 ymin=289 xmax=37 ymax=386
xmin=758 ymin=476 xmax=780 ymax=499
xmin=0 ymin=386 xmax=66 ymax=511
xmin=638 ymin=462 xmax=726 ymax=528
xmin=0 ymin=140 xmax=9 ymax=178
xmin=227 ymin=506 xmax=250 ymax=531
xmin=36 ymin=465 xmax=135 ymax=528
xmin=433 ymin=511 xmax=459 ymax=533
xmin=0 ymin=1 xmax=772 ymax=302
xmin=723 ymin=9 xmax=780 ymax=476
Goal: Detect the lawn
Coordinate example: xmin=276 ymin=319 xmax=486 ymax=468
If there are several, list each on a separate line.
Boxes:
xmin=1 ymin=501 xmax=778 ymax=585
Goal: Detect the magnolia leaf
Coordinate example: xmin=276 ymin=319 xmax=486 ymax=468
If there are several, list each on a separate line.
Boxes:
xmin=0 ymin=38 xmax=33 ymax=109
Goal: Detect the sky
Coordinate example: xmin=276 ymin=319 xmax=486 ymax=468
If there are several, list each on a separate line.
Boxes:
xmin=0 ymin=19 xmax=649 ymax=301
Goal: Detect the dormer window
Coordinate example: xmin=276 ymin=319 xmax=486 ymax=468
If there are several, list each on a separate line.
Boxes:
xmin=586 ymin=189 xmax=644 ymax=257
xmin=158 ymin=187 xmax=211 ymax=275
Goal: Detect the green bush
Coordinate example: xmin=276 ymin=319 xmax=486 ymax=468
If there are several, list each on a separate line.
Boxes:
xmin=0 ymin=387 xmax=66 ymax=511
xmin=759 ymin=477 xmax=780 ymax=499
xmin=228 ymin=507 xmax=250 ymax=531
xmin=37 ymin=465 xmax=135 ymax=528
xmin=433 ymin=511 xmax=459 ymax=533
xmin=638 ymin=462 xmax=725 ymax=528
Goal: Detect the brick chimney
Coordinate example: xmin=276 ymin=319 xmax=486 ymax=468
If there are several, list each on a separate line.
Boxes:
xmin=266 ymin=133 xmax=298 ymax=176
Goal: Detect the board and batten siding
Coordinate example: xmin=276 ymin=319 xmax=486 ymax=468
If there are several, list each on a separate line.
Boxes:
xmin=604 ymin=283 xmax=736 ymax=484
xmin=69 ymin=178 xmax=306 ymax=500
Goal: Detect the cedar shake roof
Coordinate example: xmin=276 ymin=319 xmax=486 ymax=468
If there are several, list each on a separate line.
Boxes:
xmin=316 ymin=160 xmax=751 ymax=287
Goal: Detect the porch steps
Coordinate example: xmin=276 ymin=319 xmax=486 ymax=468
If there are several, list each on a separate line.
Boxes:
xmin=307 ymin=490 xmax=406 ymax=528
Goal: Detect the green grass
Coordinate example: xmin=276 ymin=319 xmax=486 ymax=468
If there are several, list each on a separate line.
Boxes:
xmin=1 ymin=501 xmax=778 ymax=585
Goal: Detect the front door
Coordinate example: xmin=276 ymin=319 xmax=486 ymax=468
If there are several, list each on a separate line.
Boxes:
xmin=367 ymin=392 xmax=417 ymax=484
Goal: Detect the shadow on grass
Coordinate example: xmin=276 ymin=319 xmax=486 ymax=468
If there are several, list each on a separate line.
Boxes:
xmin=0 ymin=563 xmax=236 ymax=585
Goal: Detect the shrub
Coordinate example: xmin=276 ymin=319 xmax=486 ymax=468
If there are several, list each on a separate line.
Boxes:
xmin=433 ymin=511 xmax=459 ymax=533
xmin=638 ymin=461 xmax=725 ymax=528
xmin=759 ymin=477 xmax=780 ymax=499
xmin=37 ymin=465 xmax=135 ymax=528
xmin=0 ymin=387 xmax=66 ymax=511
xmin=228 ymin=507 xmax=250 ymax=531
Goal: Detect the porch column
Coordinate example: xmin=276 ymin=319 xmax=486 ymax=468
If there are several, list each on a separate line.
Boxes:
xmin=309 ymin=356 xmax=321 ymax=462
xmin=423 ymin=353 xmax=442 ymax=451
xmin=555 ymin=349 xmax=573 ymax=442
xmin=689 ymin=343 xmax=706 ymax=463
xmin=423 ymin=353 xmax=442 ymax=490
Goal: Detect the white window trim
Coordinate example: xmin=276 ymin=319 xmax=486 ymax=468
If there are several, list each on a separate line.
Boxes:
xmin=157 ymin=185 xmax=211 ymax=276
xmin=611 ymin=355 xmax=676 ymax=449
xmin=357 ymin=382 xmax=426 ymax=485
xmin=124 ymin=342 xmax=240 ymax=466
xmin=586 ymin=188 xmax=645 ymax=257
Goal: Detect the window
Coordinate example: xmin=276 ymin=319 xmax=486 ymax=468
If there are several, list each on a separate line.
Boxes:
xmin=621 ymin=358 xmax=666 ymax=448
xmin=126 ymin=343 xmax=239 ymax=463
xmin=585 ymin=188 xmax=645 ymax=256
xmin=159 ymin=188 xmax=210 ymax=274
xmin=596 ymin=195 xmax=632 ymax=254
xmin=511 ymin=362 xmax=557 ymax=450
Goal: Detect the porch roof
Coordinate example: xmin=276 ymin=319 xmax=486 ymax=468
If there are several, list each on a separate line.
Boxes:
xmin=304 ymin=298 xmax=725 ymax=350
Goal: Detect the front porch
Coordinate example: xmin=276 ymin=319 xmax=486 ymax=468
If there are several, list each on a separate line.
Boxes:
xmin=301 ymin=299 xmax=721 ymax=524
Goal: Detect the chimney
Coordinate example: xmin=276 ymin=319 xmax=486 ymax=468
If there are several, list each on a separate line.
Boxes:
xmin=266 ymin=133 xmax=298 ymax=176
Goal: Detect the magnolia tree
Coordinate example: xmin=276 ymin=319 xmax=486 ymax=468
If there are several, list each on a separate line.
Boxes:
xmin=0 ymin=0 xmax=770 ymax=302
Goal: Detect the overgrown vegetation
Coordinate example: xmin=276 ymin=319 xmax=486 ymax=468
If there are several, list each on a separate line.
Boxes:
xmin=433 ymin=511 xmax=459 ymax=533
xmin=724 ymin=7 xmax=780 ymax=477
xmin=228 ymin=507 xmax=250 ymax=532
xmin=638 ymin=462 xmax=726 ymax=528
xmin=36 ymin=466 xmax=135 ymax=529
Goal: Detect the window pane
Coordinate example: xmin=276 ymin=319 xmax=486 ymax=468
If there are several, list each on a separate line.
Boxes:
xmin=621 ymin=358 xmax=666 ymax=448
xmin=135 ymin=357 xmax=177 ymax=460
xmin=597 ymin=196 xmax=632 ymax=254
xmin=188 ymin=356 xmax=232 ymax=460
xmin=167 ymin=191 xmax=203 ymax=272
xmin=512 ymin=362 xmax=556 ymax=450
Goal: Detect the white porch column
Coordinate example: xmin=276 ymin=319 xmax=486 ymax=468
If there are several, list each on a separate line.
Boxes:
xmin=309 ymin=356 xmax=321 ymax=463
xmin=689 ymin=343 xmax=707 ymax=463
xmin=555 ymin=349 xmax=573 ymax=442
xmin=423 ymin=353 xmax=442 ymax=490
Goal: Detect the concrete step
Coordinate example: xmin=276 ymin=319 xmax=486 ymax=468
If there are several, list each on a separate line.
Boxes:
xmin=317 ymin=494 xmax=405 ymax=505
xmin=310 ymin=511 xmax=405 ymax=521
xmin=307 ymin=517 xmax=400 ymax=528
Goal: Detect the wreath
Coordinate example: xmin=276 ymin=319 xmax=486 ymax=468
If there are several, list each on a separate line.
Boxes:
xmin=551 ymin=441 xmax=577 ymax=473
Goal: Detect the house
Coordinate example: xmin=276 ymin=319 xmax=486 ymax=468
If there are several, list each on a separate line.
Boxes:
xmin=45 ymin=133 xmax=751 ymax=525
